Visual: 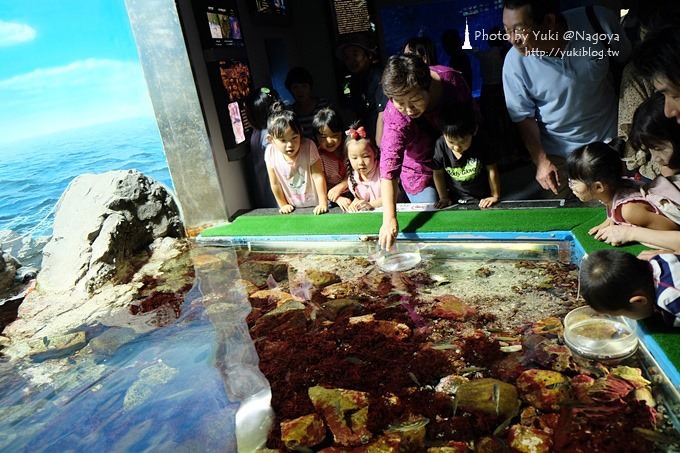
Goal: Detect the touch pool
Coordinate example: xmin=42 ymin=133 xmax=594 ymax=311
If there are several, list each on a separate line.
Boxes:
xmin=195 ymin=231 xmax=680 ymax=452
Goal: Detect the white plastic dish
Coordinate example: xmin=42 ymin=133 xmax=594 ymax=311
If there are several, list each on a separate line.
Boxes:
xmin=563 ymin=306 xmax=638 ymax=361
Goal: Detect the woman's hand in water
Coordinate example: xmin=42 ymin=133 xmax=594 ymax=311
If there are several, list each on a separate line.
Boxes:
xmin=279 ymin=204 xmax=295 ymax=214
xmin=378 ymin=217 xmax=399 ymax=251
xmin=313 ymin=203 xmax=328 ymax=215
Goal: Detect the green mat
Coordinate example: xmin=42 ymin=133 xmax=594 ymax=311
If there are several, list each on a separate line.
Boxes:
xmin=200 ymin=207 xmax=677 ymax=371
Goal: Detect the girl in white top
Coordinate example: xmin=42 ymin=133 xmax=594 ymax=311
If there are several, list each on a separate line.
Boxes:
xmin=345 ymin=122 xmax=382 ymax=212
xmin=265 ymin=103 xmax=328 ymax=214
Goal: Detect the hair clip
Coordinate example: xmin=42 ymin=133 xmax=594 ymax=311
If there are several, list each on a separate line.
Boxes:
xmin=261 ymin=87 xmax=271 ymax=94
xmin=345 ymin=126 xmax=367 ymax=140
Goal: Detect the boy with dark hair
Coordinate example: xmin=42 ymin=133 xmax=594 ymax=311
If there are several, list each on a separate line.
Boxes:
xmin=432 ymin=102 xmax=501 ymax=208
xmin=580 ymin=249 xmax=680 ymax=327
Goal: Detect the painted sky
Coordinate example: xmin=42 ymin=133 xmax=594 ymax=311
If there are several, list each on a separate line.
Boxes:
xmin=0 ymin=0 xmax=154 ymax=145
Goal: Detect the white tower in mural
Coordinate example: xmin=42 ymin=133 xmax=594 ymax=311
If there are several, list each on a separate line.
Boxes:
xmin=462 ymin=17 xmax=472 ymax=49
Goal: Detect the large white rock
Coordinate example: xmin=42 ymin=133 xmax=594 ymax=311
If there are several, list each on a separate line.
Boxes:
xmin=38 ymin=170 xmax=183 ymax=296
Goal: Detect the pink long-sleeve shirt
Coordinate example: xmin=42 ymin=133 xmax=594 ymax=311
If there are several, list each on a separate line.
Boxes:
xmin=379 ymin=65 xmax=471 ymax=195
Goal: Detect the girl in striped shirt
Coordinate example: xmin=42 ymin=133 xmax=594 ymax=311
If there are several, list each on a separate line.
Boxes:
xmin=313 ymin=108 xmax=351 ymax=210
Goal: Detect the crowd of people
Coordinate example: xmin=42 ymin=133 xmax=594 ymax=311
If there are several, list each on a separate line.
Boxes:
xmin=242 ymin=0 xmax=680 ymax=326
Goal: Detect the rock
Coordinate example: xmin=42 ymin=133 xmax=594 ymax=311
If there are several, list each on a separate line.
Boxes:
xmin=507 ymin=425 xmax=553 ymax=453
xmin=304 ymin=269 xmax=341 ymax=288
xmin=123 ymin=360 xmax=178 ymax=411
xmin=516 ymin=369 xmax=572 ymax=412
xmin=308 ymin=386 xmax=372 ymax=447
xmin=251 ymin=300 xmax=307 ymax=337
xmin=27 ymin=331 xmax=87 ymax=362
xmin=238 ymin=261 xmax=288 ymax=288
xmin=89 ymin=327 xmax=139 ymax=357
xmin=280 ymin=413 xmax=326 ymax=450
xmin=38 ymin=170 xmax=183 ymax=296
xmin=430 ymin=295 xmax=476 ymax=320
xmin=454 ymin=378 xmax=520 ymax=419
xmin=0 ymin=250 xmax=19 ymax=293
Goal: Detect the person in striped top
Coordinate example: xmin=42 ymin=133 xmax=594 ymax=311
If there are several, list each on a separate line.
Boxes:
xmin=580 ymin=249 xmax=680 ymax=327
xmin=312 ymin=108 xmax=350 ymax=210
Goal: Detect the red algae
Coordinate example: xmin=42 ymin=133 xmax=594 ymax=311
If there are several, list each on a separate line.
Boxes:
xmin=239 ymin=251 xmax=667 ymax=451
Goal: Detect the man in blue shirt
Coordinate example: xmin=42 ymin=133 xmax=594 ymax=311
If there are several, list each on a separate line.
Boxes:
xmin=502 ymin=0 xmax=631 ymax=196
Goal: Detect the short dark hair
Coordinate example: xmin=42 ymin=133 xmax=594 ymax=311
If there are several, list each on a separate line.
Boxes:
xmin=633 ymin=26 xmax=680 ymax=89
xmin=567 ymin=141 xmax=624 ymax=189
xmin=503 ymin=0 xmax=560 ymax=26
xmin=580 ymin=249 xmax=655 ymax=312
xmin=312 ymin=108 xmax=344 ymax=135
xmin=438 ymin=101 xmax=477 ymax=138
xmin=246 ymin=85 xmax=281 ymax=130
xmin=382 ymin=54 xmax=432 ymax=99
xmin=285 ymin=67 xmax=313 ymax=91
xmin=403 ymin=36 xmax=438 ymax=66
xmin=629 ymin=92 xmax=680 ymax=169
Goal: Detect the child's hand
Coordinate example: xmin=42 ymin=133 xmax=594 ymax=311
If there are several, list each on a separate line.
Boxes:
xmin=588 ymin=219 xmax=611 ymax=236
xmin=279 ymin=204 xmax=295 ymax=214
xmin=313 ymin=203 xmax=328 ymax=215
xmin=335 ymin=196 xmax=352 ymax=212
xmin=479 ymin=196 xmax=499 ymax=208
xmin=435 ymin=198 xmax=453 ymax=209
xmin=328 ymin=186 xmax=343 ymax=202
xmin=593 ymin=224 xmax=632 ymax=246
xmin=348 ymin=199 xmax=372 ymax=212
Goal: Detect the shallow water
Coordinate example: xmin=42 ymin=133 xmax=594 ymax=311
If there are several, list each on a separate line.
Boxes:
xmin=0 ymin=246 xmax=263 ymax=451
xmin=1 ymin=240 xmax=676 ymax=451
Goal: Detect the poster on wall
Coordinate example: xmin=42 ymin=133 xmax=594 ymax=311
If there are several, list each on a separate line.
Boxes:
xmin=332 ymin=0 xmax=371 ymax=35
xmin=216 ymin=59 xmax=252 ymax=145
xmin=248 ymin=0 xmax=290 ymax=25
xmin=205 ymin=2 xmax=244 ymax=47
xmin=254 ymin=0 xmax=287 ymax=15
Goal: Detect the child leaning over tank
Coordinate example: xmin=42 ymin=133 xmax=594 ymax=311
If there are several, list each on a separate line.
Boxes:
xmin=566 ymin=140 xmax=680 ymax=243
xmin=264 ymin=102 xmax=328 ymax=215
xmin=580 ymin=249 xmax=680 ymax=327
xmin=432 ymin=101 xmax=501 ymax=209
xmin=312 ymin=108 xmax=350 ymax=209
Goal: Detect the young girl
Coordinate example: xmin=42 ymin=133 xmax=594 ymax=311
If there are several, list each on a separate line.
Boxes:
xmin=345 ymin=122 xmax=382 ymax=212
xmin=627 ymin=92 xmax=680 ymax=225
xmin=566 ymin=141 xmax=679 ymax=241
xmin=264 ymin=103 xmax=328 ymax=215
xmin=629 ymin=92 xmax=680 ymax=178
xmin=312 ymin=108 xmax=351 ymax=210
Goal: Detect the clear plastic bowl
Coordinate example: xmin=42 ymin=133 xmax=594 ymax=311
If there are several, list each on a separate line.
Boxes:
xmin=563 ymin=306 xmax=638 ymax=361
xmin=376 ymin=251 xmax=421 ymax=272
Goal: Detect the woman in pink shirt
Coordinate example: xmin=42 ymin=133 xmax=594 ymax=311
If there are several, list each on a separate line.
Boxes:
xmin=378 ymin=54 xmax=472 ymax=249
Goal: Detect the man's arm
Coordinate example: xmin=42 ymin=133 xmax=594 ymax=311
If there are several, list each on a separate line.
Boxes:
xmin=515 ymin=118 xmax=560 ymax=194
